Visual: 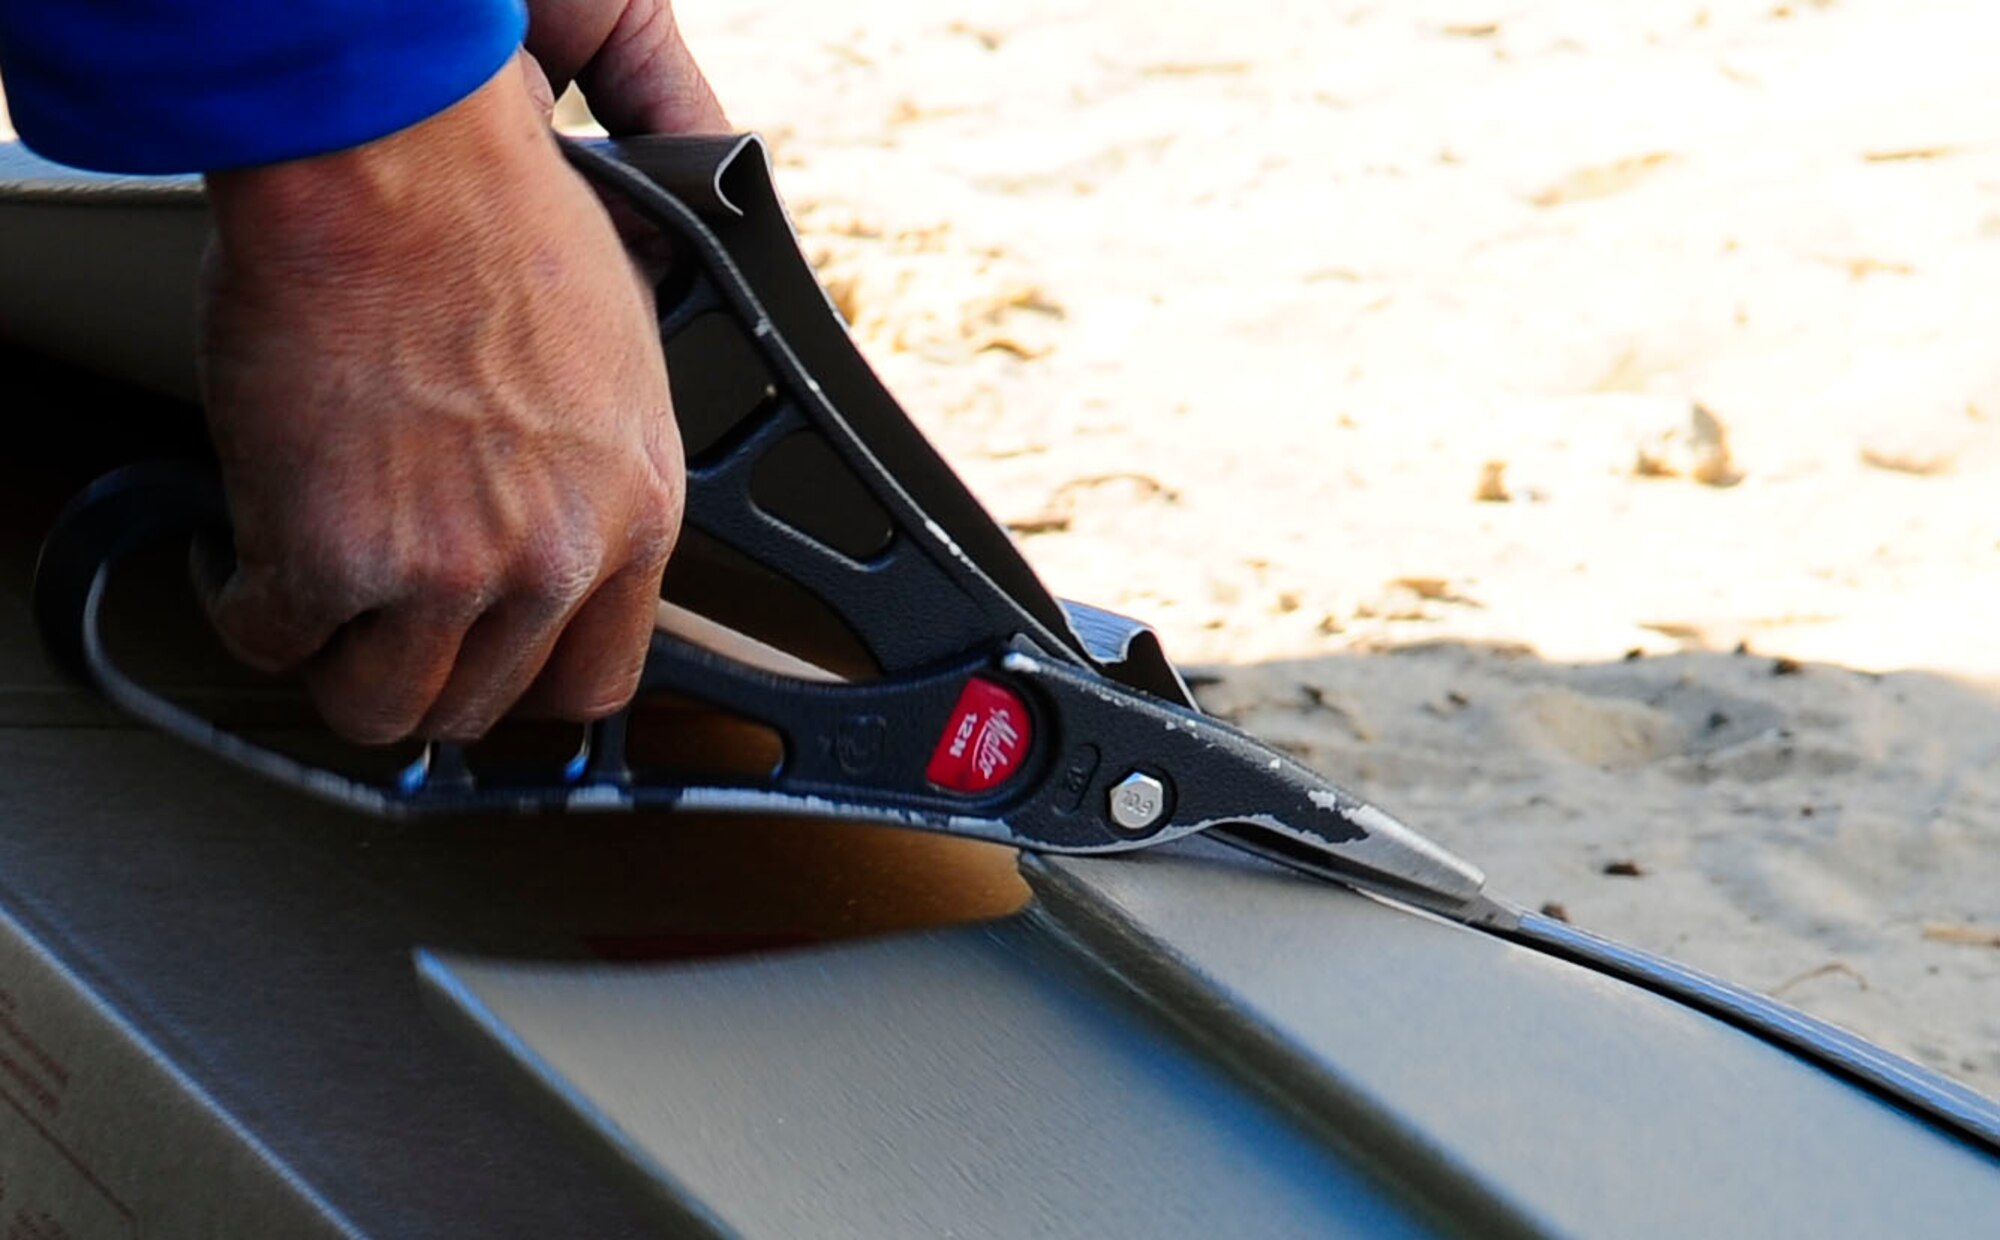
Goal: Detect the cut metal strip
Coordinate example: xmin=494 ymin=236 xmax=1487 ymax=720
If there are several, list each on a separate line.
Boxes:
xmin=1495 ymin=912 xmax=2000 ymax=1152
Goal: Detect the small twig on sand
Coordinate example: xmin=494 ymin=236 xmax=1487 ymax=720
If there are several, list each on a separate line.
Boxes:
xmin=1771 ymin=960 xmax=1869 ymax=998
xmin=1922 ymin=924 xmax=2000 ymax=948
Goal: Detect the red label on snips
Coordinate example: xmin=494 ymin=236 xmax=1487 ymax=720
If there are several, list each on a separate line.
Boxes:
xmin=925 ymin=678 xmax=1031 ymax=793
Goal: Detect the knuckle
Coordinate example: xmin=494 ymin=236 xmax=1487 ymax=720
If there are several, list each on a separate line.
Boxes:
xmin=644 ymin=461 xmax=686 ymax=519
xmin=292 ymin=533 xmax=382 ymax=616
xmin=626 ymin=480 xmax=683 ymax=569
xmin=545 ymin=663 xmax=642 ymax=724
xmin=419 ymin=568 xmax=500 ymax=617
xmin=522 ymin=536 xmax=603 ymax=609
xmin=407 ymin=547 xmax=504 ymax=618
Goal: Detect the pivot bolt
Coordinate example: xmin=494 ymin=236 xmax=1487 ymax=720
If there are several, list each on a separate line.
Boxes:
xmin=1107 ymin=771 xmax=1169 ymax=833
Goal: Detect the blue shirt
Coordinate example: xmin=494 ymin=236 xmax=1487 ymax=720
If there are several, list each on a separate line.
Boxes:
xmin=0 ymin=1 xmax=527 ymax=173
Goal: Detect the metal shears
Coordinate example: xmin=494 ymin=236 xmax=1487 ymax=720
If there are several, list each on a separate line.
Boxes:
xmin=32 ymin=134 xmax=1503 ymax=928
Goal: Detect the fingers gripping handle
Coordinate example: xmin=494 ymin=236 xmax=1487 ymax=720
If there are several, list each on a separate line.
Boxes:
xmin=26 ymin=463 xmax=1039 ymax=840
xmin=32 ymin=462 xmax=406 ymax=814
xmin=31 ymin=462 xmax=626 ymax=815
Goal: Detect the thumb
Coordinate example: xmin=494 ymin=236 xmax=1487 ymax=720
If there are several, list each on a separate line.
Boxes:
xmin=576 ymin=1 xmax=730 ymax=136
xmin=514 ymin=47 xmax=560 ymax=127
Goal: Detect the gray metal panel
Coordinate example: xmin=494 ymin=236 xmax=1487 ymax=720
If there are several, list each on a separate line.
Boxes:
xmin=0 ymin=727 xmax=708 ymax=1238
xmin=422 ymin=930 xmax=1444 ymax=1240
xmin=420 ymin=841 xmax=2000 ymax=1239
xmin=1030 ymin=846 xmax=2000 ymax=1239
xmin=0 ymin=143 xmax=205 ymax=402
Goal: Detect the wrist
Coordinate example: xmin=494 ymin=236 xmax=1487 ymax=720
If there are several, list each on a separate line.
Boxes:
xmin=203 ymin=59 xmax=561 ymax=280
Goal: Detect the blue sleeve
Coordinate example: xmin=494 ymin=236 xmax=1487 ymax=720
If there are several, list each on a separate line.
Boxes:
xmin=0 ymin=1 xmax=528 ymax=174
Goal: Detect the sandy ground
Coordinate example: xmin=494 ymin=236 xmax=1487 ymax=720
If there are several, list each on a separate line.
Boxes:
xmin=4 ymin=4 xmax=1996 ymax=1093
xmin=668 ymin=0 xmax=2000 ymax=1094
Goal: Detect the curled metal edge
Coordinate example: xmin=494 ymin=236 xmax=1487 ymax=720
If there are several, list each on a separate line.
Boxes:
xmin=1497 ymin=911 xmax=2000 ymax=1153
xmin=598 ymin=133 xmax=761 ymax=219
xmin=1058 ymin=598 xmax=1198 ymax=706
xmin=1051 ymin=597 xmax=2000 ymax=1153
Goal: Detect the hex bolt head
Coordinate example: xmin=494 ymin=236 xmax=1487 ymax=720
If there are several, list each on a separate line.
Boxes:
xmin=1107 ymin=771 xmax=1169 ymax=833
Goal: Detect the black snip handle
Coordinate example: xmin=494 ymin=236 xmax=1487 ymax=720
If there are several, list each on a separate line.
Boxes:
xmin=33 ymin=459 xmax=230 ymax=685
xmin=30 ymin=459 xmax=1348 ymax=864
xmin=558 ymin=134 xmax=1093 ymax=683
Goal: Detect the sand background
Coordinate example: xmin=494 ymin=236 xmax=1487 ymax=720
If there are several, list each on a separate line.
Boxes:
xmin=3 ymin=1 xmax=1997 ymax=1094
xmin=668 ymin=0 xmax=2000 ymax=1095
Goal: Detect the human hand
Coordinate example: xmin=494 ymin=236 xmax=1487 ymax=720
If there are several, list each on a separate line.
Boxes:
xmin=518 ymin=0 xmax=728 ymax=135
xmin=198 ymin=63 xmax=683 ymax=743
